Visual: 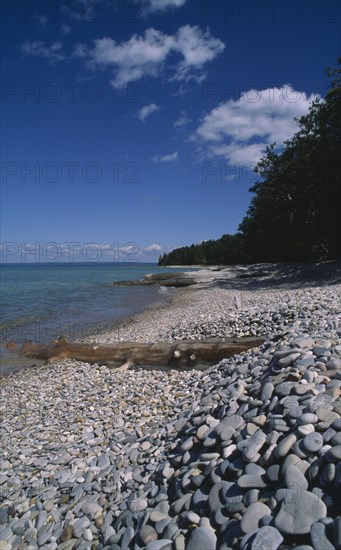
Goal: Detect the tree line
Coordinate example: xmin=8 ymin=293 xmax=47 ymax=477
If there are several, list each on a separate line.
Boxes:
xmin=159 ymin=59 xmax=340 ymax=267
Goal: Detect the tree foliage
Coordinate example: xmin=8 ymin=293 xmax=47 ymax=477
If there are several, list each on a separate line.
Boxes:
xmin=159 ymin=59 xmax=341 ymax=266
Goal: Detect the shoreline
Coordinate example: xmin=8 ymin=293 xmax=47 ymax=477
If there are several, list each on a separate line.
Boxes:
xmin=3 ymin=260 xmax=341 ymax=376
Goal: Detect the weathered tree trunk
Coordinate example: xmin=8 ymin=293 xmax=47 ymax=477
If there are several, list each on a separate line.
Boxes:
xmin=7 ymin=337 xmax=264 ymax=368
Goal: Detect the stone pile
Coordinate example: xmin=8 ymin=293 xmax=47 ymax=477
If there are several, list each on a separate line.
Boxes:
xmin=133 ymin=333 xmax=340 ymax=549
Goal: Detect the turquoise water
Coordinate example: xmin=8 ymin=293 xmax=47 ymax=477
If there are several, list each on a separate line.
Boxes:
xmin=0 ymin=263 xmax=196 ymax=373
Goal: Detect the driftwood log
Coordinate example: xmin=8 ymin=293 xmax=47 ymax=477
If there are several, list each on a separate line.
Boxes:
xmin=7 ymin=336 xmax=264 ymax=368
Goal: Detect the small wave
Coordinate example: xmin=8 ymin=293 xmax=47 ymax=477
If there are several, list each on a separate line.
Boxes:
xmin=157 ymin=286 xmax=170 ymax=294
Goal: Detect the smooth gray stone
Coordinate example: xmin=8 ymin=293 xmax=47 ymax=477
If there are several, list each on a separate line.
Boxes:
xmin=180 ymin=437 xmax=193 ymax=452
xmin=191 ymin=474 xmax=204 ymax=488
xmin=245 ymin=463 xmax=265 ymax=476
xmin=304 ymin=370 xmax=315 ymax=383
xmin=267 ymin=464 xmax=280 ymax=483
xmin=285 ymin=464 xmax=308 ymax=492
xmin=220 ymin=426 xmax=235 ymax=442
xmin=214 ymin=506 xmax=231 ymax=526
xmin=313 ymin=346 xmax=331 ymax=356
xmin=174 ymin=534 xmax=186 ymax=550
xmin=240 ymin=502 xmax=271 ymax=534
xmin=275 ymin=382 xmax=294 ymax=396
xmin=192 ymin=487 xmax=208 ymax=507
xmin=208 ymin=481 xmax=229 ymax=512
xmin=287 ymin=405 xmax=303 ymax=418
xmin=196 ymin=424 xmax=210 ymax=440
xmin=187 ymin=511 xmax=200 ymax=525
xmin=260 ymin=515 xmax=273 ymax=527
xmin=223 ymin=481 xmax=243 ymax=503
xmin=23 ymin=527 xmax=37 ymax=543
xmin=302 ymin=432 xmax=323 ymax=453
xmin=261 ymin=382 xmax=274 ymax=401
xmin=326 ymin=358 xmax=341 ymax=370
xmin=174 ymin=418 xmax=187 ymax=433
xmin=250 ymin=526 xmax=283 ymax=550
xmin=200 ymin=452 xmax=220 ymax=461
xmin=186 ymin=527 xmax=217 ymax=550
xmin=203 ymin=434 xmax=217 ymax=447
xmin=37 ymin=523 xmax=53 ymax=546
xmin=172 ymin=493 xmax=191 ymax=514
xmin=226 ymin=499 xmax=245 ymax=514
xmin=322 ymin=463 xmax=336 ymax=484
xmin=278 ymin=353 xmax=301 ymax=367
xmin=73 ymin=517 xmax=90 ymax=532
xmin=333 ymin=517 xmax=341 ymax=548
xmin=239 ymin=430 xmax=266 ymax=461
xmin=331 ymin=432 xmax=341 ymax=445
xmin=323 ymin=428 xmax=337 ymax=442
xmin=155 ymin=518 xmax=172 ymax=535
xmin=81 ymin=501 xmax=103 ymax=518
xmin=332 ymin=418 xmax=341 ymax=431
xmin=311 ymin=522 xmax=335 ymax=550
xmin=146 ymin=539 xmax=173 ymax=550
xmin=12 ymin=521 xmax=26 ymax=537
xmin=237 ymin=474 xmax=266 ymax=489
xmin=274 ymin=491 xmax=327 ymax=534
xmin=0 ymin=511 xmax=8 ymax=525
xmin=326 ymin=379 xmax=341 ymax=388
xmin=163 ymin=521 xmax=180 ymax=540
xmin=219 ymin=415 xmax=244 ymax=430
xmin=295 ymin=382 xmax=316 ymax=395
xmin=104 ymin=526 xmax=116 ymax=543
xmin=121 ymin=526 xmax=135 ymax=548
xmin=97 ymin=454 xmax=111 ymax=470
xmin=35 ymin=510 xmax=48 ymax=530
xmin=298 ymin=413 xmax=318 ymax=425
xmin=243 ymin=489 xmax=259 ymax=506
xmin=308 ymin=455 xmax=325 ymax=480
xmin=293 ymin=336 xmax=315 ymax=348
xmin=275 ymin=433 xmax=297 ymax=458
xmin=149 ymin=511 xmax=169 ymax=523
xmin=326 ymin=446 xmax=341 ymax=462
xmin=128 ymin=498 xmax=148 ymax=514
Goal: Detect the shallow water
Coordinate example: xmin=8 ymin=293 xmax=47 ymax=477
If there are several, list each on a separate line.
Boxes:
xmin=0 ymin=262 xmax=197 ymax=375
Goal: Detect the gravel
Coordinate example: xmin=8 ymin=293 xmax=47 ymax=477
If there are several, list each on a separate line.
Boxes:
xmin=0 ymin=277 xmax=340 ymax=549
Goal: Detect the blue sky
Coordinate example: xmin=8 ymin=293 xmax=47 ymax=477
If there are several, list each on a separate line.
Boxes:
xmin=1 ymin=0 xmax=340 ymax=262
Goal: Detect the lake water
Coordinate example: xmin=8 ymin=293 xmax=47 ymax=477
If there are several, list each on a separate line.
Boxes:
xmin=0 ymin=262 xmax=197 ymax=374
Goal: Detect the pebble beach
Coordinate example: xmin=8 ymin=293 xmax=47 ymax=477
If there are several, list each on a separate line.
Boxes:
xmin=1 ymin=265 xmax=341 ymax=550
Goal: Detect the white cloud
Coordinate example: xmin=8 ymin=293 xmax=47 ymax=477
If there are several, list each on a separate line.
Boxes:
xmin=21 ymin=40 xmax=65 ymax=64
xmin=174 ymin=110 xmax=191 ymax=128
xmin=138 ymin=103 xmax=160 ymax=121
xmin=195 ymin=85 xmax=319 ymax=166
xmin=173 ymin=25 xmax=224 ymax=82
xmin=139 ymin=0 xmax=187 ymax=14
xmin=152 ymin=151 xmax=178 ymax=162
xmin=73 ymin=25 xmax=224 ymax=85
xmin=144 ymin=243 xmax=163 ymax=251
